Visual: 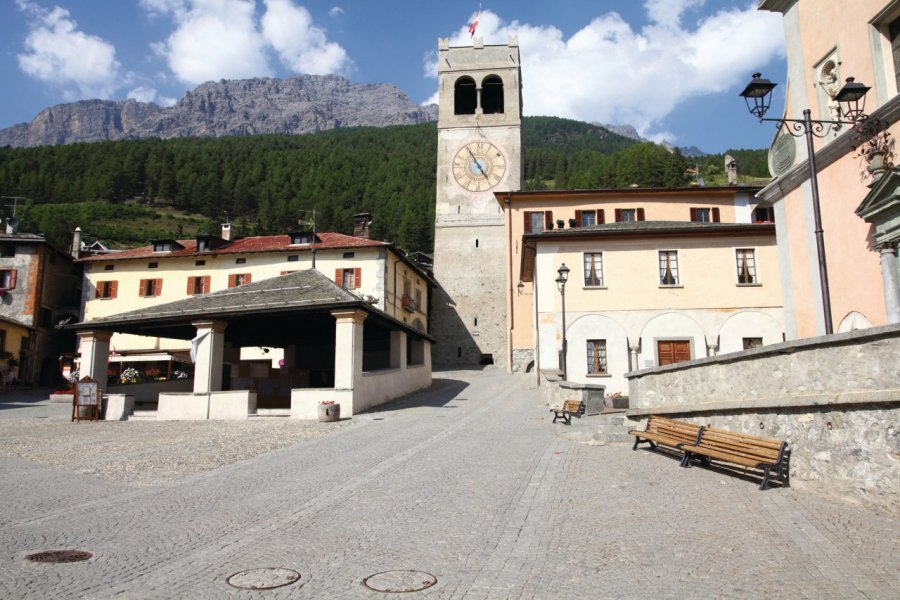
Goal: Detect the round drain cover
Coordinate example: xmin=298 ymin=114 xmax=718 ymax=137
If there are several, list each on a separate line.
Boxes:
xmin=26 ymin=550 xmax=92 ymax=563
xmin=227 ymin=567 xmax=301 ymax=590
xmin=362 ymin=570 xmax=437 ymax=593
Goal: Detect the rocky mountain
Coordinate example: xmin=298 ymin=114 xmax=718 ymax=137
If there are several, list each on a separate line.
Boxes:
xmin=600 ymin=122 xmax=707 ymax=157
xmin=0 ymin=75 xmax=439 ymax=148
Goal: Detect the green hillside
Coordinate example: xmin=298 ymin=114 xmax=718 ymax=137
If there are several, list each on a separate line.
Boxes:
xmin=0 ymin=117 xmax=769 ymax=252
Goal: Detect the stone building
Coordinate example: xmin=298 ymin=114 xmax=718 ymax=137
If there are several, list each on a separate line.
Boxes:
xmin=430 ymin=37 xmax=523 ymax=368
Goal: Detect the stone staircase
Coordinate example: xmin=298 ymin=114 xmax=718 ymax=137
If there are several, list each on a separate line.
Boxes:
xmin=553 ymin=410 xmax=635 ymax=445
xmin=249 ymin=408 xmax=291 ymax=419
xmin=128 ymin=410 xmax=158 ymax=421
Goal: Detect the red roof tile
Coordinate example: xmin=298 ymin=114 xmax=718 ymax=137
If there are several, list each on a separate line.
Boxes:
xmin=78 ymin=232 xmax=388 ymax=262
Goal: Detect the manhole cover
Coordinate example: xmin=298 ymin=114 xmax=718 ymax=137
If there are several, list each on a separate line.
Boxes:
xmin=362 ymin=570 xmax=437 ymax=593
xmin=226 ymin=567 xmax=301 ymax=590
xmin=26 ymin=550 xmax=92 ymax=563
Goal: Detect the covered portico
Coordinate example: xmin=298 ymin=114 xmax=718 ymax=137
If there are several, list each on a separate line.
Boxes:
xmin=70 ymin=270 xmax=433 ymax=420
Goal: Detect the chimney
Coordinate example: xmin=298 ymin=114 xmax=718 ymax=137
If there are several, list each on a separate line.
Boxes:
xmin=221 ymin=222 xmax=232 ymax=241
xmin=352 ymin=212 xmax=372 ymax=239
xmin=72 ymin=227 xmax=82 ymax=259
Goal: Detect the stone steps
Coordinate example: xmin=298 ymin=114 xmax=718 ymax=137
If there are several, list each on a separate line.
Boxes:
xmin=128 ymin=410 xmax=158 ymax=421
xmin=249 ymin=409 xmax=291 ymax=418
xmin=555 ymin=410 xmax=634 ymax=444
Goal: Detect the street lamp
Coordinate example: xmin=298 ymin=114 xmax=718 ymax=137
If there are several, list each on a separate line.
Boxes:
xmin=556 ymin=263 xmax=570 ymax=380
xmin=740 ymin=73 xmax=871 ymax=335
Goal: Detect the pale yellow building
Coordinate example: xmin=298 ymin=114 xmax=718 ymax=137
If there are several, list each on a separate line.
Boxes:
xmin=755 ymin=0 xmax=900 ymax=337
xmin=78 ymin=221 xmax=431 ymax=382
xmin=497 ymin=187 xmax=783 ymax=395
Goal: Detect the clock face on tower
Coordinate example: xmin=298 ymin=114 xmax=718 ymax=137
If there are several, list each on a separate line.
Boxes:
xmin=452 ymin=141 xmax=506 ymax=192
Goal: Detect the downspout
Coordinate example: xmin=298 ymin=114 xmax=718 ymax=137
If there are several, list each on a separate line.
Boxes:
xmin=505 ymin=193 xmax=513 ymax=372
xmin=533 ymin=246 xmax=540 ymax=387
xmin=393 ymin=257 xmax=402 ymax=319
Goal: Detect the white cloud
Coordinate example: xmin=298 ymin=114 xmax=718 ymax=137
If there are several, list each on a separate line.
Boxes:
xmin=127 ymin=86 xmax=177 ymax=107
xmin=262 ymin=0 xmax=349 ymax=75
xmin=16 ymin=1 xmax=125 ymax=100
xmin=142 ymin=0 xmax=348 ymax=85
xmin=424 ymin=2 xmax=784 ymax=141
xmin=329 ymin=6 xmax=344 ymax=18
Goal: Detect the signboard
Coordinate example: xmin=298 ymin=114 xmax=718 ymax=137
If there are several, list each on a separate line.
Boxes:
xmin=71 ymin=377 xmax=100 ymax=422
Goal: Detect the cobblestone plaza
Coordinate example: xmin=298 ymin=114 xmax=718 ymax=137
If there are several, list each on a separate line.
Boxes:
xmin=1 ymin=370 xmax=897 ymax=598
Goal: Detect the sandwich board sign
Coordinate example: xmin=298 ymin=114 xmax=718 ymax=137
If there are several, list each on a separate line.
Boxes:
xmin=72 ymin=376 xmax=100 ymax=422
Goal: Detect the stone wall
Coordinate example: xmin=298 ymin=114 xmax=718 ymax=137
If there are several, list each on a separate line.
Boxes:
xmin=626 ymin=324 xmax=900 ymax=510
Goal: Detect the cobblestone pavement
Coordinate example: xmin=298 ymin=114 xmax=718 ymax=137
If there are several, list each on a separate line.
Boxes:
xmin=0 ymin=371 xmax=897 ymax=599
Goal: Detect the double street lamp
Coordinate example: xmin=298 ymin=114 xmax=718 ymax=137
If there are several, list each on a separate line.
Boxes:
xmin=556 ymin=263 xmax=570 ymax=380
xmin=740 ymin=73 xmax=871 ymax=335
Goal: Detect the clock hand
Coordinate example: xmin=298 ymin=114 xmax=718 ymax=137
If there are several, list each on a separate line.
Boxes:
xmin=466 ymin=147 xmax=489 ymax=177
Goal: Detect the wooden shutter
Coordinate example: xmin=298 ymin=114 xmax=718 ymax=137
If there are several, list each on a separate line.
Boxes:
xmin=228 ymin=274 xmax=236 ymax=288
xmin=712 ymin=207 xmax=721 ymax=222
xmin=334 ymin=269 xmax=342 ymax=284
xmin=202 ymin=276 xmax=210 ymax=294
xmin=243 ymin=273 xmax=251 ymax=284
xmin=597 ymin=209 xmax=605 ymax=224
xmin=354 ymin=268 xmax=361 ymax=288
xmin=574 ymin=210 xmax=582 ymax=226
xmin=544 ymin=211 xmax=553 ymax=230
xmin=186 ymin=277 xmax=194 ymax=294
xmin=690 ymin=207 xmax=698 ymax=222
xmin=139 ymin=279 xmax=148 ymax=296
xmin=109 ymin=281 xmax=118 ymax=299
xmin=6 ymin=270 xmax=16 ymax=290
xmin=523 ymin=212 xmax=532 ymax=233
xmin=155 ymin=279 xmax=163 ymax=296
xmin=637 ymin=208 xmax=646 ymax=221
xmin=615 ymin=209 xmax=622 ymax=222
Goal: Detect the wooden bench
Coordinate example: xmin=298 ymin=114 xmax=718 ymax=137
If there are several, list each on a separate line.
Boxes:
xmin=629 ymin=415 xmax=703 ymax=454
xmin=681 ymin=427 xmax=790 ymax=490
xmin=550 ymin=400 xmax=583 ymax=425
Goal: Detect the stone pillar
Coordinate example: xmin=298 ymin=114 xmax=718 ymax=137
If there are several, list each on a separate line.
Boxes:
xmin=76 ymin=330 xmax=112 ymax=394
xmin=332 ymin=309 xmax=367 ymax=390
xmin=192 ymin=320 xmax=227 ymax=394
xmin=389 ymin=330 xmax=405 ymax=369
xmin=879 ymin=243 xmax=900 ymax=324
xmin=629 ymin=345 xmax=640 ymax=372
xmin=707 ymin=343 xmax=718 ymax=357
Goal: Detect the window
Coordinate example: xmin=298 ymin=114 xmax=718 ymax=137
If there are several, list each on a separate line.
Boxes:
xmin=481 ymin=75 xmax=504 ymax=114
xmin=104 ymin=264 xmax=115 ymax=271
xmin=736 ymin=249 xmax=757 ymax=284
xmin=753 ymin=206 xmax=775 ymax=223
xmin=690 ymin=207 xmax=720 ymax=223
xmin=291 ymin=233 xmax=313 ymax=245
xmin=454 ymin=76 xmax=477 ymax=115
xmin=96 ymin=280 xmax=118 ymax=299
xmin=140 ymin=278 xmax=163 ymax=297
xmin=187 ymin=276 xmax=210 ymax=295
xmin=195 ymin=260 xmax=206 ymax=266
xmin=575 ymin=209 xmax=605 ymax=227
xmin=659 ymin=251 xmax=679 ymax=285
xmin=586 ymin=339 xmax=608 ymax=375
xmin=287 ymin=255 xmax=299 ymax=262
xmin=148 ymin=262 xmax=158 ymax=269
xmin=0 ymin=269 xmax=17 ymax=290
xmin=335 ymin=268 xmax=361 ymax=289
xmin=235 ymin=258 xmax=246 ymax=264
xmin=524 ymin=211 xmax=552 ymax=233
xmin=228 ymin=273 xmax=251 ymax=288
xmin=583 ymin=253 xmax=603 ymax=287
xmin=342 ymin=252 xmax=355 ymax=259
xmin=615 ymin=208 xmax=645 ymax=222
xmin=198 ymin=239 xmax=209 ymax=252
xmin=0 ymin=246 xmax=14 ymax=258
xmin=891 ymin=15 xmax=900 ymax=92
xmin=153 ymin=242 xmax=173 ymax=252
xmin=743 ymin=337 xmax=763 ymax=350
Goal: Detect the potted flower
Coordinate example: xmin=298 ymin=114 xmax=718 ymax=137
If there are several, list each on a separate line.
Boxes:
xmin=852 ymin=117 xmax=895 ymax=179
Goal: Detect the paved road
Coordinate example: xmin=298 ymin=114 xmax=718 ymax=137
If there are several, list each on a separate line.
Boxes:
xmin=1 ymin=370 xmax=897 ymax=598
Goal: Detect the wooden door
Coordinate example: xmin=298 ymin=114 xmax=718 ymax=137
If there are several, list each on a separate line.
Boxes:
xmin=657 ymin=340 xmax=691 ymax=366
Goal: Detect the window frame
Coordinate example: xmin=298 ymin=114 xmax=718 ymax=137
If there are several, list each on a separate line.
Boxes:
xmin=586 ymin=339 xmax=609 ymax=376
xmin=0 ymin=269 xmax=17 ymax=290
xmin=658 ymin=250 xmax=680 ymax=287
xmin=582 ymin=252 xmax=605 ymax=288
xmin=96 ymin=280 xmax=118 ymax=299
xmin=139 ymin=278 xmax=163 ymax=297
xmin=735 ymin=248 xmax=759 ymax=285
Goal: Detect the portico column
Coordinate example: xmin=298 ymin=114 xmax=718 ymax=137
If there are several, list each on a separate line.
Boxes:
xmin=76 ymin=330 xmax=112 ymax=394
xmin=191 ymin=320 xmax=227 ymax=394
xmin=628 ymin=344 xmax=640 ymax=372
xmin=332 ymin=309 xmax=367 ymax=389
xmin=879 ymin=243 xmax=900 ymax=324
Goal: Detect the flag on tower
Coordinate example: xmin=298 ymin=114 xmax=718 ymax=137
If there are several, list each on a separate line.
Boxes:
xmin=468 ymin=9 xmax=480 ymax=37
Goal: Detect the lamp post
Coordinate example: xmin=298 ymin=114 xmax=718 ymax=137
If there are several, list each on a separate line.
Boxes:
xmin=740 ymin=73 xmax=871 ymax=335
xmin=298 ymin=209 xmax=317 ymax=269
xmin=556 ymin=263 xmax=570 ymax=380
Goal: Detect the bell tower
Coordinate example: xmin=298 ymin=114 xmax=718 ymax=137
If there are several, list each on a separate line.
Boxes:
xmin=430 ymin=36 xmax=523 ymax=368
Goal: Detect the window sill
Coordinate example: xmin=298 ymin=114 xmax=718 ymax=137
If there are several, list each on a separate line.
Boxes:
xmin=658 ymin=284 xmax=683 ymax=289
xmin=586 ymin=373 xmax=611 ymax=378
xmin=583 ymin=285 xmax=607 ymax=290
xmin=736 ymin=283 xmax=762 ymax=287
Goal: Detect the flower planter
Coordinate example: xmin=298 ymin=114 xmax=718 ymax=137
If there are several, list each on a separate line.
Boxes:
xmin=317 ymin=402 xmax=340 ymax=422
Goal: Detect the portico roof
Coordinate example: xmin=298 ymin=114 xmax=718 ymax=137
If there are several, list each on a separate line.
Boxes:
xmin=69 ymin=269 xmax=434 ymax=344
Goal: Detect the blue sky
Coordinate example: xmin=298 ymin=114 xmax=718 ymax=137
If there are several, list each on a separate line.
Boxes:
xmin=0 ymin=1 xmax=787 ymax=153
